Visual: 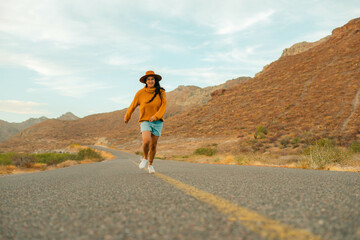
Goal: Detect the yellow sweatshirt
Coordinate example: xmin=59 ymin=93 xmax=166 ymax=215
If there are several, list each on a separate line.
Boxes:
xmin=124 ymin=87 xmax=167 ymax=123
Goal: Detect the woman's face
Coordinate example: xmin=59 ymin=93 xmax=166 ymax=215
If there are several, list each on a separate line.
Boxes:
xmin=146 ymin=76 xmax=155 ymax=88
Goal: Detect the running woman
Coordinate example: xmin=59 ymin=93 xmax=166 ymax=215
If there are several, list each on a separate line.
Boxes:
xmin=124 ymin=70 xmax=167 ymax=174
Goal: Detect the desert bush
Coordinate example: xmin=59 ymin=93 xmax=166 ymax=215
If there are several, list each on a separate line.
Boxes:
xmin=303 ymin=139 xmax=349 ymax=169
xmin=300 ymin=131 xmax=316 ymax=144
xmin=280 ymin=136 xmax=291 ymax=148
xmin=0 ymin=153 xmax=15 ymax=165
xmin=0 ymin=148 xmax=103 ymax=168
xmin=290 ymin=137 xmax=301 ymax=148
xmin=254 ymin=126 xmax=268 ymax=139
xmin=11 ymin=154 xmax=36 ymax=168
xmin=350 ymin=141 xmax=360 ymax=153
xmin=315 ymin=138 xmax=335 ymax=147
xmin=194 ymin=147 xmax=217 ymax=156
xmin=78 ymin=148 xmax=103 ymax=160
xmin=235 ymin=155 xmax=245 ymax=165
xmin=135 ymin=151 xmax=144 ymax=156
xmin=251 ymin=142 xmax=264 ymax=152
xmin=291 ymin=137 xmax=300 ymax=145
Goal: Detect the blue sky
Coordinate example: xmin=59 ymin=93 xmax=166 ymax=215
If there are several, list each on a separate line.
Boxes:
xmin=1 ymin=0 xmax=359 ymax=123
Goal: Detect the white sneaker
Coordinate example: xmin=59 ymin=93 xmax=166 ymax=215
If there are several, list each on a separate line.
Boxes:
xmin=139 ymin=158 xmax=149 ymax=169
xmin=148 ymin=165 xmax=155 ymax=174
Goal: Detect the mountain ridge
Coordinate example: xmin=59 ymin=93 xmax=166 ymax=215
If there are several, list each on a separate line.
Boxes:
xmin=0 ymin=113 xmax=79 ymax=143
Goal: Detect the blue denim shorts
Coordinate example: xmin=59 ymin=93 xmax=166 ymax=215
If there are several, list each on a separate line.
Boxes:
xmin=140 ymin=120 xmax=163 ymax=136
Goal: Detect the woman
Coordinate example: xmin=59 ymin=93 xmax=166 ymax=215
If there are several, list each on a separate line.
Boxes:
xmin=124 ymin=70 xmax=167 ymax=174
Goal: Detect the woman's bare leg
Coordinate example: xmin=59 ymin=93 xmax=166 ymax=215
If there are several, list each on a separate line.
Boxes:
xmin=142 ymin=131 xmax=152 ymax=159
xmin=148 ymin=134 xmax=159 ymax=165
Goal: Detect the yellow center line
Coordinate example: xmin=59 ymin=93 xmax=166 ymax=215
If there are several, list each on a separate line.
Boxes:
xmin=130 ymin=160 xmax=321 ymax=240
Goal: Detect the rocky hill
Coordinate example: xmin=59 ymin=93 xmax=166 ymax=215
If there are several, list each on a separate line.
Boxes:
xmin=0 ymin=120 xmax=19 ymax=144
xmin=0 ymin=113 xmax=79 ymax=144
xmin=0 ymin=117 xmax=48 ymax=143
xmin=165 ymin=77 xmax=250 ymax=118
xmin=280 ymin=36 xmax=331 ymax=58
xmin=164 ymin=17 xmax=360 ymax=151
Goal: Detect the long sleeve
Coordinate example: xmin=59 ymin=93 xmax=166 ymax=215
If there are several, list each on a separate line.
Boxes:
xmin=124 ymin=91 xmax=140 ymax=122
xmin=154 ymin=91 xmax=167 ymax=120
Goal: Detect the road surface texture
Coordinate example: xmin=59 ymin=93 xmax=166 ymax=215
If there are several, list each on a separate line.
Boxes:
xmin=1 ymin=146 xmax=359 ymax=240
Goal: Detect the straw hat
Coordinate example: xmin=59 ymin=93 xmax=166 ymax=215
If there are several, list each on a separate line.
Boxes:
xmin=139 ymin=70 xmax=162 ymax=83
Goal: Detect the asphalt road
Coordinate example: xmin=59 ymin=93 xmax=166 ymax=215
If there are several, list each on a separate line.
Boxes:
xmin=1 ymin=146 xmax=359 ymax=240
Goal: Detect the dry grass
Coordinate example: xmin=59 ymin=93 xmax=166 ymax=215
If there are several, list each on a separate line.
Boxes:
xmin=167 ymin=151 xmax=360 ymax=172
xmin=97 ymin=150 xmax=115 ymax=160
xmin=68 ymin=144 xmax=115 ymax=160
xmin=0 ymin=165 xmax=16 ymax=174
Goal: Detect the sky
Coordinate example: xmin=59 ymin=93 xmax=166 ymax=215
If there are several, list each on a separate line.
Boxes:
xmin=1 ymin=0 xmax=360 ymax=123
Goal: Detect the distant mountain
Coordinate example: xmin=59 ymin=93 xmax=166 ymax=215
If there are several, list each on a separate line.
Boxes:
xmin=0 ymin=117 xmax=48 ymax=143
xmin=0 ymin=120 xmax=19 ymax=144
xmin=58 ymin=112 xmax=80 ymax=121
xmin=0 ymin=113 xmax=79 ymax=143
xmin=165 ymin=77 xmax=250 ymax=118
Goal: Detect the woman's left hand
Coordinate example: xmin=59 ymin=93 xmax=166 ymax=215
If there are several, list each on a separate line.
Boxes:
xmin=149 ymin=116 xmax=157 ymax=122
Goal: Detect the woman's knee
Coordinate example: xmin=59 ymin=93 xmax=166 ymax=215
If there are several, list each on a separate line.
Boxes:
xmin=143 ymin=139 xmax=151 ymax=146
xmin=150 ymin=143 xmax=157 ymax=152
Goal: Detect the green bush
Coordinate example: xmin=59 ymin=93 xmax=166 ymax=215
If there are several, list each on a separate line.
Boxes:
xmin=78 ymin=148 xmax=103 ymax=160
xmin=291 ymin=137 xmax=300 ymax=145
xmin=11 ymin=153 xmax=36 ymax=168
xmin=0 ymin=153 xmax=15 ymax=165
xmin=280 ymin=136 xmax=291 ymax=148
xmin=235 ymin=155 xmax=245 ymax=165
xmin=315 ymin=138 xmax=334 ymax=147
xmin=0 ymin=148 xmax=103 ymax=166
xmin=254 ymin=126 xmax=268 ymax=139
xmin=350 ymin=141 xmax=360 ymax=153
xmin=135 ymin=151 xmax=143 ymax=156
xmin=303 ymin=139 xmax=349 ymax=169
xmin=194 ymin=147 xmax=217 ymax=156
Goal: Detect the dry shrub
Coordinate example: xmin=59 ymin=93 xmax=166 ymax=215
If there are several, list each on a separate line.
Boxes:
xmin=302 ymin=139 xmax=351 ymax=169
xmin=194 ymin=147 xmax=218 ymax=156
xmin=33 ymin=163 xmax=47 ymax=170
xmin=11 ymin=154 xmax=36 ymax=168
xmin=0 ymin=165 xmax=16 ymax=174
xmin=57 ymin=160 xmax=79 ymax=168
xmin=97 ymin=150 xmax=115 ymax=159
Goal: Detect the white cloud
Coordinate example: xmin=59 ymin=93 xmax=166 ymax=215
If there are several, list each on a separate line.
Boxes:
xmin=158 ymin=67 xmax=242 ymax=86
xmin=215 ymin=9 xmax=276 ymax=35
xmin=0 ymin=0 xmax=89 ymax=46
xmin=300 ymin=30 xmax=331 ymax=43
xmin=107 ymin=55 xmax=150 ymax=67
xmin=0 ymin=52 xmax=72 ymax=77
xmin=0 ymin=100 xmax=50 ymax=115
xmin=202 ymin=46 xmax=269 ymax=67
xmin=140 ymin=0 xmax=277 ymax=34
xmin=0 ymin=51 xmax=108 ymax=98
xmin=109 ymin=95 xmax=132 ymax=105
xmin=0 ymin=0 xmax=136 ymax=47
xmin=35 ymin=77 xmax=109 ymax=98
